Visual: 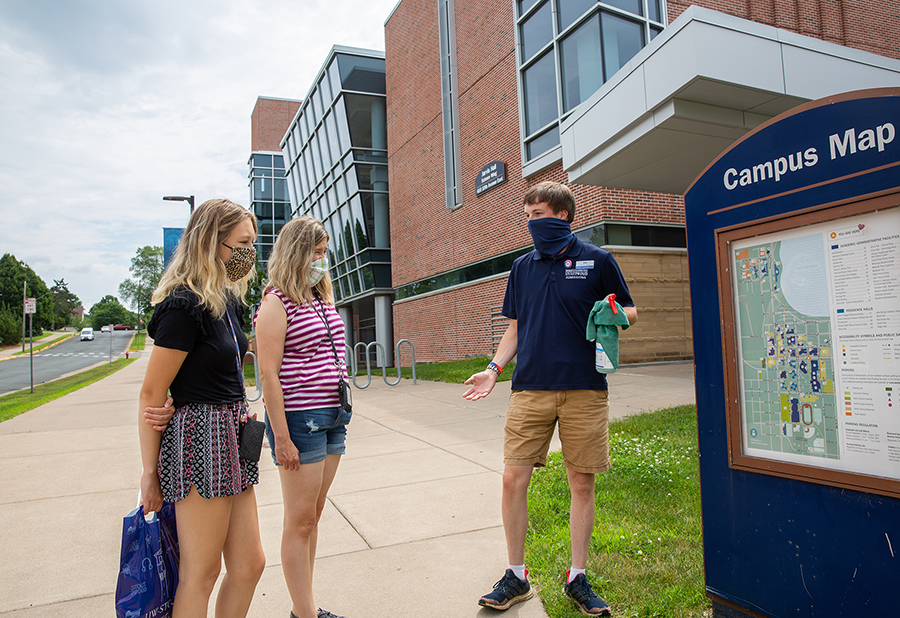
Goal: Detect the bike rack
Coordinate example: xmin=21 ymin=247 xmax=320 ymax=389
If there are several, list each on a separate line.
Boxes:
xmin=245 ymin=339 xmax=416 ymax=396
xmin=348 ymin=339 xmax=417 ymax=389
xmin=244 ymin=350 xmax=263 ymax=402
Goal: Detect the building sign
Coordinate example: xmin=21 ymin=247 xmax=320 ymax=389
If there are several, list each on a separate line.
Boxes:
xmin=163 ymin=227 xmax=184 ymax=269
xmin=24 ymin=298 xmax=36 ymax=314
xmin=475 ymin=161 xmax=506 ymax=195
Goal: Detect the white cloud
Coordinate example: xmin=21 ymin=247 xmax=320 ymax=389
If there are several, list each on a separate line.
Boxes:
xmin=0 ymin=0 xmax=396 ymax=310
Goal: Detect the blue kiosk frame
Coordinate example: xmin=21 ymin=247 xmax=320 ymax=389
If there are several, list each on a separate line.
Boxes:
xmin=685 ymin=89 xmax=900 ymax=617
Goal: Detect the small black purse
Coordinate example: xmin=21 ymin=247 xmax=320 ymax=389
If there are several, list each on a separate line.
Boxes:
xmin=226 ymin=308 xmax=265 ymax=462
xmin=313 ymin=299 xmax=352 ymax=413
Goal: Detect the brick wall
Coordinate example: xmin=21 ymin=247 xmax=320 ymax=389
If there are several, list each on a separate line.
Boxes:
xmin=251 ymin=97 xmax=302 ymax=153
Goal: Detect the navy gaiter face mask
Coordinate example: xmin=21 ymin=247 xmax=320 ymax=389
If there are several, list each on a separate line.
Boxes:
xmin=528 ymin=217 xmax=575 ymax=259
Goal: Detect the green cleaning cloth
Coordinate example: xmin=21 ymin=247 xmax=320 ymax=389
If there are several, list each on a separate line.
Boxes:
xmin=586 ymin=294 xmax=630 ymax=373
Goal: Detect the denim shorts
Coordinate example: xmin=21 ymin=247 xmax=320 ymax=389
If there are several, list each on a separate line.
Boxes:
xmin=264 ymin=406 xmax=352 ymax=466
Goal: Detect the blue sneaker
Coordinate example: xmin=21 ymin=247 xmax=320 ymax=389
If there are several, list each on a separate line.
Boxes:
xmin=478 ymin=569 xmax=534 ymax=610
xmin=564 ymin=571 xmax=611 ymax=616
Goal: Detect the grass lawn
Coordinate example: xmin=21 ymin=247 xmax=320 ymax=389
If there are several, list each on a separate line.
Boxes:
xmin=526 ymin=404 xmax=708 ymax=618
xmin=129 ymin=332 xmax=147 ymax=351
xmin=0 ymin=358 xmax=138 ymax=423
xmin=12 ymin=333 xmax=75 ymax=355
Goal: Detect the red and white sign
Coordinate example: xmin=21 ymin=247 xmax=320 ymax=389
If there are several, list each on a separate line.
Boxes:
xmin=24 ymin=298 xmax=36 ymax=314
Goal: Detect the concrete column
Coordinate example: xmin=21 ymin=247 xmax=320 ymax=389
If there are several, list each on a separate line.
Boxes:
xmin=338 ymin=305 xmax=353 ymax=368
xmin=374 ymin=294 xmax=393 ymax=367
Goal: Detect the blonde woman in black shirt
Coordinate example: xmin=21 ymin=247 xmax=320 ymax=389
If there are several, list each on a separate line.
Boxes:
xmin=138 ymin=198 xmax=265 ymax=618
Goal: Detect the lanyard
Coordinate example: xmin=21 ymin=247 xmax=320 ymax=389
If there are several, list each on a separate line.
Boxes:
xmin=224 ymin=307 xmax=248 ymax=402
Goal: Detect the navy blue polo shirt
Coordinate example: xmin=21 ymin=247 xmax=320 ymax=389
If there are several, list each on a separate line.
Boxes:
xmin=502 ymin=236 xmax=633 ymax=391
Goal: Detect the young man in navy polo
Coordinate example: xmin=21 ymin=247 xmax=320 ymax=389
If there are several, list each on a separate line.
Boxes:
xmin=464 ymin=181 xmax=637 ymax=616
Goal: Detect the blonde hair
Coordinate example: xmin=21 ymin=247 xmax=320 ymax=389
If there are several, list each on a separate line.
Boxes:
xmin=152 ymin=198 xmax=258 ymax=318
xmin=264 ymin=216 xmax=334 ymax=306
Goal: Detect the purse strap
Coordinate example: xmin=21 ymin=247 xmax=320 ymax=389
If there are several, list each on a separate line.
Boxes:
xmin=311 ymin=298 xmax=344 ymax=371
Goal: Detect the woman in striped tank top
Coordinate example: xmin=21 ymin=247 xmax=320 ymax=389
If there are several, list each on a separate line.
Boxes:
xmin=254 ymin=216 xmax=352 ymax=618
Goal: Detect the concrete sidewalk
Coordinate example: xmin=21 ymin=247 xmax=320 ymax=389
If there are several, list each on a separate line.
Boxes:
xmin=0 ymin=343 xmax=695 ymax=617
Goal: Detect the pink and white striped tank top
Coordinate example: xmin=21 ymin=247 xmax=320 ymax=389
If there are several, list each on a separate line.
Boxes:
xmin=257 ymin=288 xmax=347 ymax=412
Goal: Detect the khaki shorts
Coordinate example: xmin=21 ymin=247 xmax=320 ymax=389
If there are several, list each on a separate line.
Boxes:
xmin=504 ymin=389 xmax=610 ymax=474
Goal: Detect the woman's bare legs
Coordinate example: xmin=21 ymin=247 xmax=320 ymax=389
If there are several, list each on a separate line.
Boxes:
xmin=279 ymin=454 xmax=342 ymax=618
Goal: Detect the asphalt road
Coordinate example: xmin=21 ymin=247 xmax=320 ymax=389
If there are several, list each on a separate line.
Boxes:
xmin=0 ymin=330 xmax=134 ymax=395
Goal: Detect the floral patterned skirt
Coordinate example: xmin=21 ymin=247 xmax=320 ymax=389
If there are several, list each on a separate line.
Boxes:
xmin=158 ymin=400 xmax=259 ymax=502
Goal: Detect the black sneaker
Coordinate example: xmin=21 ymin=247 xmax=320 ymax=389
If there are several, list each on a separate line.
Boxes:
xmin=478 ymin=569 xmax=534 ymax=610
xmin=564 ymin=572 xmax=611 ymax=616
xmin=317 ymin=610 xmax=345 ymax=618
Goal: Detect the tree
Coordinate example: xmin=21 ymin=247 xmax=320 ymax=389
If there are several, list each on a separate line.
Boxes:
xmin=50 ymin=279 xmax=81 ymax=329
xmin=0 ymin=304 xmax=23 ymax=346
xmin=242 ymin=254 xmax=267 ymax=333
xmin=89 ymin=295 xmax=132 ymax=330
xmin=119 ymin=246 xmax=164 ymax=322
xmin=0 ymin=253 xmax=53 ymax=331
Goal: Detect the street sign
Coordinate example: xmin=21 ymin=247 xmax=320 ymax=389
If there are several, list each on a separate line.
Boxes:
xmin=24 ymin=298 xmax=36 ymax=314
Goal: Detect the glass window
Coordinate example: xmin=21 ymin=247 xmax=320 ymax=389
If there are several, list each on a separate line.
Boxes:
xmin=310 ymin=133 xmax=323 ymax=180
xmin=274 ymin=155 xmax=285 ymax=170
xmin=351 ymin=196 xmax=368 ymax=250
xmin=319 ymin=75 xmax=332 ymax=107
xmin=523 ymin=51 xmax=558 ymax=135
xmin=520 ymin=1 xmax=552 ymax=62
xmin=344 ymin=94 xmax=387 ymax=148
xmin=558 ymin=0 xmax=595 ymax=32
xmin=517 ymin=0 xmax=541 ymax=15
xmin=325 ymin=110 xmax=342 ymax=163
xmin=373 ymin=264 xmax=392 ymax=288
xmin=311 ymin=89 xmax=322 ymax=126
xmin=274 ymin=178 xmax=288 ymax=202
xmin=605 ymin=0 xmax=642 ymax=16
xmin=337 ymin=54 xmax=386 ymax=94
xmin=319 ymin=126 xmax=334 ymax=170
xmin=299 ymin=113 xmax=309 ymax=144
xmin=254 ymin=154 xmax=272 ymax=167
xmin=560 ymin=14 xmax=602 ymax=112
xmin=601 ymin=13 xmax=644 ymax=81
xmin=328 ymin=58 xmax=342 ymax=98
xmin=526 ymin=125 xmax=560 ymax=159
xmin=336 ymin=174 xmax=348 ymax=204
xmin=335 ymin=98 xmax=352 ymax=157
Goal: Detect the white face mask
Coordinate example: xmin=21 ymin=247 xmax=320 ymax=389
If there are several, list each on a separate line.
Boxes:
xmin=309 ymin=257 xmax=329 ymax=285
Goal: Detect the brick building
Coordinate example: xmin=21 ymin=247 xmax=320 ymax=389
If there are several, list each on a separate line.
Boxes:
xmin=250 ymin=97 xmax=302 ymax=269
xmin=384 ymin=0 xmax=900 ymax=364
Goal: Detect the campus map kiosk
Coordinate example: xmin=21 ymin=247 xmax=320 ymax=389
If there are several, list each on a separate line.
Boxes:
xmin=684 ymin=89 xmax=899 ymax=617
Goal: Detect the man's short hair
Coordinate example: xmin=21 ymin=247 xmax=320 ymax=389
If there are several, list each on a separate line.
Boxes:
xmin=523 ymin=181 xmax=576 ymax=223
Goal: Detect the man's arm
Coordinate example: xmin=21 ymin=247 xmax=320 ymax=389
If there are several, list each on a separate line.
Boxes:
xmin=623 ymin=305 xmax=638 ymax=326
xmin=463 ymin=320 xmax=517 ymax=400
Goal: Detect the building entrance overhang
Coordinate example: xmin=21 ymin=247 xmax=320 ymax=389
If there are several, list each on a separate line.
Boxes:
xmin=560 ymin=6 xmax=900 ymax=195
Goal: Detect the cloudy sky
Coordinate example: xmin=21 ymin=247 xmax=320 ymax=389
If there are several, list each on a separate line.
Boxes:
xmin=0 ymin=0 xmax=399 ymax=311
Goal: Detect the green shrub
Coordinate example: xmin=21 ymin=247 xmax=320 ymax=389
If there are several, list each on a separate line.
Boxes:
xmin=0 ymin=307 xmax=22 ymax=345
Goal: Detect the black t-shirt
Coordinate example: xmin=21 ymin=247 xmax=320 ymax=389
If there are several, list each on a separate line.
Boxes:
xmin=147 ymin=289 xmax=248 ymax=408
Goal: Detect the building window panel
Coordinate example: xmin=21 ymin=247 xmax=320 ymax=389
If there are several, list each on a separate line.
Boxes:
xmin=558 ymin=0 xmax=596 ymax=31
xmin=601 ymin=12 xmax=644 ymax=82
xmin=517 ymin=0 xmax=665 ymax=164
xmin=337 ymin=54 xmax=387 ymax=94
xmin=520 ymin=1 xmax=553 ymax=62
xmin=605 ymin=0 xmax=642 ymax=16
xmin=523 ymin=50 xmax=559 ymax=135
xmin=561 ymin=14 xmax=602 ymax=112
xmin=526 ymin=125 xmax=560 ymax=159
xmin=325 ymin=110 xmax=343 ymax=163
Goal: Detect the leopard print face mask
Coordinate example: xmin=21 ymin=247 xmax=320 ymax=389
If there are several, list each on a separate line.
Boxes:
xmin=222 ymin=244 xmax=256 ymax=281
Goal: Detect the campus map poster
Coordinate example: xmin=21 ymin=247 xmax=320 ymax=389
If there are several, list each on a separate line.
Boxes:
xmin=730 ymin=207 xmax=900 ymax=481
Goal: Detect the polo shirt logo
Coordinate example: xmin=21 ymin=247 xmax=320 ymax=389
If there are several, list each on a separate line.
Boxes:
xmin=565 ymin=268 xmax=588 ymax=279
xmin=565 ymin=259 xmax=573 ymax=268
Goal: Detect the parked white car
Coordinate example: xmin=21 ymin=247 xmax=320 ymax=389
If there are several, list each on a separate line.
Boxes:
xmin=80 ymin=327 xmax=94 ymax=341
xmin=101 ymin=325 xmax=111 ymax=333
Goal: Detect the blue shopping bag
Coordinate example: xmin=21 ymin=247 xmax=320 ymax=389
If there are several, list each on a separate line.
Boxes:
xmin=115 ymin=502 xmax=180 ymax=618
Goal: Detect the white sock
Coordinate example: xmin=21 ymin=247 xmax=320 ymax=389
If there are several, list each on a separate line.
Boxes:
xmin=509 ymin=564 xmax=527 ymax=580
xmin=567 ymin=568 xmax=585 ymax=583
